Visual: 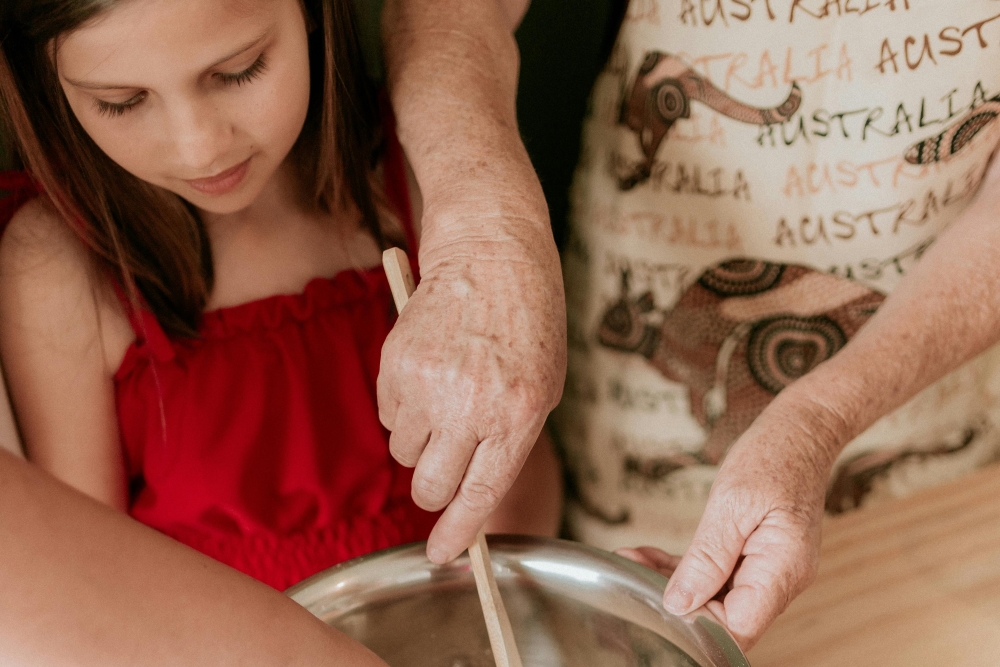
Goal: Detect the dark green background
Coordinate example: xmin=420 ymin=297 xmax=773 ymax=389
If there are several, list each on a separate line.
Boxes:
xmin=514 ymin=0 xmax=619 ymax=247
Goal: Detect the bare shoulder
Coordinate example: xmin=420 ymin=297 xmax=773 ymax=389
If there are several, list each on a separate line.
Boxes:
xmin=0 ymin=197 xmax=84 ymax=271
xmin=0 ymin=198 xmax=133 ymax=372
xmin=0 ymin=197 xmax=99 ymax=312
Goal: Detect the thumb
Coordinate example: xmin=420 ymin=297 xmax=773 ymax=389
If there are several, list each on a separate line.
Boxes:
xmin=663 ymin=496 xmax=750 ymax=615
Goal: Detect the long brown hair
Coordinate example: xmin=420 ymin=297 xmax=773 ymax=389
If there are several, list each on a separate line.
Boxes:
xmin=0 ymin=0 xmax=386 ymax=337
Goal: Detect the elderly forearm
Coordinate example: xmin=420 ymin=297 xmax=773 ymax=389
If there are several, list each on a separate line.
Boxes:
xmin=0 ymin=451 xmax=385 ymax=667
xmin=377 ymin=0 xmax=565 ymax=563
xmin=381 ymin=0 xmax=547 ymax=255
xmin=780 ymin=156 xmax=1000 ymax=458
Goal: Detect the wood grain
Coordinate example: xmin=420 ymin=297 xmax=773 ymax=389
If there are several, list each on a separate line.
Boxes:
xmin=381 ymin=248 xmax=524 ymax=667
xmin=748 ymin=464 xmax=1000 ymax=666
xmin=469 ymin=531 xmax=524 ymax=667
xmin=382 ymin=247 xmax=416 ymax=312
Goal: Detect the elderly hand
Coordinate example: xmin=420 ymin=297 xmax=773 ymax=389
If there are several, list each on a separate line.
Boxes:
xmin=644 ymin=391 xmax=842 ymax=650
xmin=616 ymin=547 xmax=681 ymax=578
xmin=378 ymin=219 xmax=565 ymax=563
xmin=379 ymin=0 xmax=566 ymax=564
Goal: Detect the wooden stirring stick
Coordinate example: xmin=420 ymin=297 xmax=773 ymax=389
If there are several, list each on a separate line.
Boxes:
xmin=382 ymin=247 xmax=417 ymax=312
xmin=467 ymin=531 xmax=524 ymax=667
xmin=382 ymin=248 xmax=524 ymax=667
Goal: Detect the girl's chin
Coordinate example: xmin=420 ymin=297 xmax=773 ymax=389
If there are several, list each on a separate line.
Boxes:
xmin=188 ymin=193 xmax=261 ymax=216
xmin=177 ymin=181 xmax=267 ymax=216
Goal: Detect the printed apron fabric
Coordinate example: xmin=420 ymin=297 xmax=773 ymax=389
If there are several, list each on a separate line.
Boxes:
xmin=553 ymin=0 xmax=1000 ymax=553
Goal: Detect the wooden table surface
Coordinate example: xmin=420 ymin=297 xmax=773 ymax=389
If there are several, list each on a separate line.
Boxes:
xmin=748 ymin=464 xmax=1000 ymax=666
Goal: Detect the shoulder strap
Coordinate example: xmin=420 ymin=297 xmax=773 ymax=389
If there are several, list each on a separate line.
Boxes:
xmin=108 ymin=273 xmax=175 ymax=362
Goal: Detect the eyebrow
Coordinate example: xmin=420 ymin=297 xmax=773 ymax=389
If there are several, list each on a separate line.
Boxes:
xmin=62 ymin=30 xmax=271 ymax=91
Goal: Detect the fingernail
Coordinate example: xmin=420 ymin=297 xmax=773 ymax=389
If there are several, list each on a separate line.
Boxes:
xmin=664 ymin=583 xmax=693 ymax=615
xmin=427 ymin=545 xmax=450 ymax=565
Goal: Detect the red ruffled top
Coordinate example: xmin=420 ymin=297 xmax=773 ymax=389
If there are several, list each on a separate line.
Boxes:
xmin=0 ymin=124 xmax=438 ymax=591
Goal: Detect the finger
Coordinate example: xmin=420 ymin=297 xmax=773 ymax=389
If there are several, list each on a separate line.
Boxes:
xmin=635 ymin=546 xmax=683 ymax=573
xmin=387 ymin=407 xmax=432 ymax=468
xmin=616 ymin=547 xmax=682 ymax=576
xmin=410 ymin=426 xmax=478 ymax=511
xmin=720 ymin=523 xmax=819 ymax=649
xmin=615 ymin=548 xmax=658 ymax=570
xmin=663 ymin=495 xmax=751 ymax=616
xmin=376 ymin=358 xmax=401 ymax=432
xmin=424 ymin=435 xmax=525 ymax=564
xmin=703 ymin=599 xmax=729 ymax=631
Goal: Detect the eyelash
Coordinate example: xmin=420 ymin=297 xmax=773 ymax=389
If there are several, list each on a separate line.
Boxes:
xmin=94 ymin=54 xmax=269 ymax=117
xmin=96 ymin=93 xmax=146 ymax=118
xmin=216 ymin=55 xmax=268 ymax=87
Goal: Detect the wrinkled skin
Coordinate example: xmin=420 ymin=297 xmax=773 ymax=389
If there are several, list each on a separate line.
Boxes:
xmin=621 ymin=150 xmax=1000 ymax=650
xmin=619 ymin=389 xmax=835 ymax=649
xmin=379 ymin=247 xmax=566 ymax=562
xmin=380 ymin=0 xmax=566 ymax=563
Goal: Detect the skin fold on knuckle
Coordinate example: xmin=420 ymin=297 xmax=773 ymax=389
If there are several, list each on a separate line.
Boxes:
xmin=388 ymin=439 xmax=419 ymax=468
xmin=412 ymin=473 xmax=456 ymax=510
xmin=390 ymin=449 xmax=418 ymax=469
xmin=752 ymin=542 xmax=809 ymax=615
xmin=476 ymin=422 xmax=536 ymax=470
xmin=456 ymin=478 xmax=504 ymax=517
xmin=683 ymin=538 xmax=734 ymax=587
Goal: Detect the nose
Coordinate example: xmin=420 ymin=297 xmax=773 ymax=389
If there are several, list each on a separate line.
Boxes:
xmin=167 ymin=98 xmax=236 ymax=175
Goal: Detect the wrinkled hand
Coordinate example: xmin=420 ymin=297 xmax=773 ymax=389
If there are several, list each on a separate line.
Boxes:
xmin=378 ymin=217 xmax=566 ymax=564
xmin=379 ymin=0 xmax=565 ymax=565
xmin=655 ymin=394 xmax=845 ymax=650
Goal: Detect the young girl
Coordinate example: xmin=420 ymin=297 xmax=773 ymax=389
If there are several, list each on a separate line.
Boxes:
xmin=0 ymin=0 xmax=561 ymax=593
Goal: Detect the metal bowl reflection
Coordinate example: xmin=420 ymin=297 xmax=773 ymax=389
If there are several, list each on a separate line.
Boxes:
xmin=287 ymin=535 xmax=749 ymax=667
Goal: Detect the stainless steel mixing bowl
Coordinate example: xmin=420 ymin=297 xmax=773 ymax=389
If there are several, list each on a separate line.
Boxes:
xmin=287 ymin=535 xmax=749 ymax=667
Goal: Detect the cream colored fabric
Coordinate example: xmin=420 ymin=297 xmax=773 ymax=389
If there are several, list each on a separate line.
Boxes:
xmin=553 ymin=0 xmax=1000 ymax=554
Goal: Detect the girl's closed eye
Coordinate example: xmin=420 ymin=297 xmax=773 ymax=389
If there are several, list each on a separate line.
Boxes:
xmin=95 ymin=92 xmax=147 ymax=118
xmin=216 ymin=54 xmax=268 ymax=87
xmin=94 ymin=55 xmax=269 ymax=117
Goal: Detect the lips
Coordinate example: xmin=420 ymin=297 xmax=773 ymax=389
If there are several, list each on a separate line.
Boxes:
xmin=185 ymin=157 xmax=252 ymax=196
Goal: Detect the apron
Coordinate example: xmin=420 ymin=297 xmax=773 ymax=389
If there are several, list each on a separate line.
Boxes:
xmin=552 ymin=0 xmax=1000 ymax=553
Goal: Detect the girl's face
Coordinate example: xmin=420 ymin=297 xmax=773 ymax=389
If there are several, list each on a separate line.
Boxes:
xmin=56 ymin=0 xmax=312 ymax=215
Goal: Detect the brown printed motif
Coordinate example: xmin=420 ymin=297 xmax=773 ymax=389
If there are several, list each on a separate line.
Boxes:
xmin=597 ymin=260 xmax=883 ymax=466
xmin=561 ymin=2 xmax=1000 ymax=549
xmin=905 ymin=92 xmax=1000 ymax=165
xmin=827 ymin=425 xmax=979 ymax=513
xmin=595 ymin=258 xmax=993 ymax=514
xmin=618 ymin=51 xmax=803 ymax=189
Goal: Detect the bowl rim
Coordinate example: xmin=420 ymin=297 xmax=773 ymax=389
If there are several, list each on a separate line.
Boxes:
xmin=286 ymin=535 xmax=750 ymax=667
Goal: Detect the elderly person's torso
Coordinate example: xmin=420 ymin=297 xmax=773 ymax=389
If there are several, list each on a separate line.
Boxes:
xmin=554 ymin=0 xmax=1000 ymax=553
